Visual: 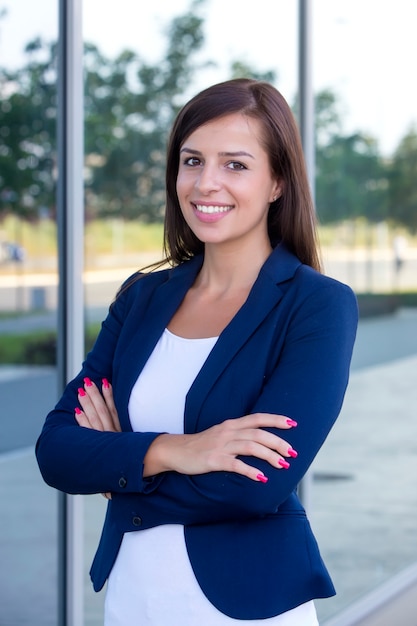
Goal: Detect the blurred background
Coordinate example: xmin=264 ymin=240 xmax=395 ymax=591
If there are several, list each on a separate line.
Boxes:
xmin=0 ymin=1 xmax=416 ymax=625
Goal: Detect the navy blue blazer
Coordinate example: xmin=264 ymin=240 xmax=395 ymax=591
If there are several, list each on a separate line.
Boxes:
xmin=36 ymin=244 xmax=358 ymax=620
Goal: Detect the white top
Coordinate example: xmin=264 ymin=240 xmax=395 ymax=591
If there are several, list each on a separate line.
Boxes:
xmin=104 ymin=329 xmax=318 ymax=626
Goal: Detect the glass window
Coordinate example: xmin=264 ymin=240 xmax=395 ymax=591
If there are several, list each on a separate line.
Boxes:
xmin=0 ymin=1 xmax=59 ymax=624
xmin=311 ymin=1 xmax=417 ymax=622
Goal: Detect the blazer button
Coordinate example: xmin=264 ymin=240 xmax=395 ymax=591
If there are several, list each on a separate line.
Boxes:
xmin=132 ymin=516 xmax=142 ymax=527
xmin=118 ymin=477 xmax=127 ymax=488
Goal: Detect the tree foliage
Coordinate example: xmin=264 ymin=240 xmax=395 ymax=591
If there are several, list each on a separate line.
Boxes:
xmin=0 ymin=36 xmax=57 ymax=219
xmin=387 ymin=127 xmax=417 ymax=232
xmin=0 ymin=2 xmax=416 ymax=231
xmin=315 ymin=90 xmax=389 ymax=224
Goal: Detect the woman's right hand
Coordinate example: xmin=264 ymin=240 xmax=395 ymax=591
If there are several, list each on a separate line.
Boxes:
xmin=143 ymin=413 xmax=298 ymax=483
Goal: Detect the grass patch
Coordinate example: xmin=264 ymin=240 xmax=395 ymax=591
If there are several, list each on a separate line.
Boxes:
xmin=356 ymin=291 xmax=417 ymax=318
xmin=0 ymin=311 xmax=28 ymax=320
xmin=0 ymin=324 xmax=102 ymax=365
xmin=397 ymin=291 xmax=417 ymax=307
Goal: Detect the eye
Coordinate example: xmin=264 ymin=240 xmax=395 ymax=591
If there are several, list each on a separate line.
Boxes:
xmin=183 ymin=156 xmax=201 ymax=167
xmin=226 ymin=161 xmax=247 ymax=171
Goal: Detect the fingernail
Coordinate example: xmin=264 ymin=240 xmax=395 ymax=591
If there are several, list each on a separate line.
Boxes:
xmin=278 ymin=459 xmax=290 ymax=469
xmin=75 ymin=407 xmax=82 ymax=415
xmin=102 ymin=378 xmax=110 ymax=389
xmin=286 ymin=419 xmax=298 ymax=427
xmin=84 ymin=377 xmax=92 ymax=387
xmin=288 ymin=447 xmax=298 ymax=458
xmin=78 ymin=387 xmax=86 ymax=397
xmin=256 ymin=473 xmax=269 ymax=483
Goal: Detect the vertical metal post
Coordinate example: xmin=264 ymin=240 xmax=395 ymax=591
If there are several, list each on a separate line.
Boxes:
xmin=298 ymin=0 xmax=314 ymax=512
xmin=298 ymin=0 xmax=315 ymax=202
xmin=57 ymin=1 xmax=84 ymax=624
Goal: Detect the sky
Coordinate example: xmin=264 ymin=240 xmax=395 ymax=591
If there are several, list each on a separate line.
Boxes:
xmin=1 ymin=0 xmax=417 ymax=156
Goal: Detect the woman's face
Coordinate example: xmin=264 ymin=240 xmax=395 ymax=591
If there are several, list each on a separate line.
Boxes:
xmin=176 ymin=113 xmax=281 ymax=250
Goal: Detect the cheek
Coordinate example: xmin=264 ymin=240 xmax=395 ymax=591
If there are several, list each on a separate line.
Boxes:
xmin=175 ymin=177 xmax=190 ymax=216
xmin=175 ymin=174 xmax=182 ymax=195
xmin=176 ymin=172 xmax=190 ymax=200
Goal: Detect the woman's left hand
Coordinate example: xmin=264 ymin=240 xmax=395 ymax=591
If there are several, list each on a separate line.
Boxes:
xmin=74 ymin=377 xmax=121 ymax=433
xmin=74 ymin=377 xmax=120 ymax=500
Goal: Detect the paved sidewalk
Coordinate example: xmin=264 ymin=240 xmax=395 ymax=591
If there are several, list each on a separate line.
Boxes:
xmin=313 ymin=352 xmax=417 ymax=623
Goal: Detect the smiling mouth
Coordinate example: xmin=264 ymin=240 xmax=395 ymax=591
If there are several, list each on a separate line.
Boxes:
xmin=194 ymin=204 xmax=233 ymax=214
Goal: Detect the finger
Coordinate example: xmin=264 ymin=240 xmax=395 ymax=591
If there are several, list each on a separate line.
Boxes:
xmin=250 ymin=413 xmax=298 ymax=429
xmin=228 ymin=457 xmax=271 ymax=483
xmin=230 ymin=438 xmax=293 ymax=471
xmin=77 ymin=387 xmax=105 ymax=431
xmin=244 ymin=428 xmax=297 ymax=460
xmin=229 ymin=413 xmax=298 ymax=431
xmin=74 ymin=406 xmax=95 ymax=429
xmin=102 ymin=379 xmax=122 ymax=432
xmin=82 ymin=379 xmax=117 ymax=431
xmin=218 ymin=419 xmax=295 ymax=457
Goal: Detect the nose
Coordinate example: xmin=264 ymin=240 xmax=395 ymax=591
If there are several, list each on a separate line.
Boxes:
xmin=195 ymin=163 xmax=221 ymax=194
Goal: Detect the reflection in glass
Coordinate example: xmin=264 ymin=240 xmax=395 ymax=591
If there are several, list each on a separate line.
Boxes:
xmin=311 ymin=2 xmax=417 ymax=622
xmin=0 ymin=1 xmax=59 ymax=624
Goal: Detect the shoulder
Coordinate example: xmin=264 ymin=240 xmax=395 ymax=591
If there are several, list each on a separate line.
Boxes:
xmin=112 ymin=255 xmax=204 ymax=311
xmin=266 ymin=244 xmax=356 ymax=302
xmin=123 ymin=254 xmax=204 ymax=293
xmin=297 ymin=263 xmax=356 ymax=298
xmin=263 ymin=245 xmax=358 ymax=326
xmin=298 ymin=265 xmax=358 ymax=312
xmin=121 ymin=266 xmax=171 ymax=295
xmin=109 ymin=267 xmax=168 ymax=311
xmin=289 ymin=266 xmax=359 ymax=337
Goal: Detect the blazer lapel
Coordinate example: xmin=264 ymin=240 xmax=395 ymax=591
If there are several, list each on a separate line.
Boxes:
xmin=185 ymin=244 xmax=302 ymax=431
xmin=115 ymin=256 xmax=203 ymax=430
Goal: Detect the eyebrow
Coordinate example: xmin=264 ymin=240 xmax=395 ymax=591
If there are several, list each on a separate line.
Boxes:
xmin=180 ymin=147 xmax=255 ymax=159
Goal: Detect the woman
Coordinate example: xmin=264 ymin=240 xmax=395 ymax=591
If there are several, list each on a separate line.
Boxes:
xmin=36 ymin=79 xmax=358 ymax=625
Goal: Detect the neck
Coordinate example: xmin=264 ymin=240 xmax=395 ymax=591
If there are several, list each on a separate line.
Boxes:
xmin=196 ymin=238 xmax=273 ymax=294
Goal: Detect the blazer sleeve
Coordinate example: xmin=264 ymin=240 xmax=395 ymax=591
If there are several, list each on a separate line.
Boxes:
xmin=107 ymin=281 xmax=358 ymax=530
xmin=35 ymin=282 xmax=166 ymax=496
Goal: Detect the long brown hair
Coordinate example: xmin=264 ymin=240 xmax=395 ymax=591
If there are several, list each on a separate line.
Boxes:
xmin=164 ymin=78 xmax=321 ymax=271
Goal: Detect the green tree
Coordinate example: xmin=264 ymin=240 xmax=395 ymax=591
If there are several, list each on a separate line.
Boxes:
xmin=314 ymin=90 xmax=388 ymax=224
xmin=228 ymin=60 xmax=276 ymax=83
xmin=388 ymin=127 xmax=417 ymax=231
xmin=0 ymin=36 xmax=57 ymax=220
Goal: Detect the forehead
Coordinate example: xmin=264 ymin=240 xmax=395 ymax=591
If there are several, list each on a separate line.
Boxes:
xmin=182 ymin=113 xmax=266 ymax=150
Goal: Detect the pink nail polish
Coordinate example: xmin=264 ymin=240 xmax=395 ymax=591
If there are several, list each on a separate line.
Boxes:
xmin=288 ymin=447 xmax=298 ymax=458
xmin=278 ymin=459 xmax=290 ymax=469
xmin=78 ymin=387 xmax=86 ymax=397
xmin=75 ymin=407 xmax=82 ymax=415
xmin=102 ymin=378 xmax=110 ymax=389
xmin=84 ymin=377 xmax=92 ymax=387
xmin=286 ymin=419 xmax=298 ymax=427
xmin=256 ymin=473 xmax=269 ymax=483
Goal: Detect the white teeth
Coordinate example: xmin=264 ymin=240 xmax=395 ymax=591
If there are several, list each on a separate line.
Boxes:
xmin=195 ymin=204 xmax=232 ymax=214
